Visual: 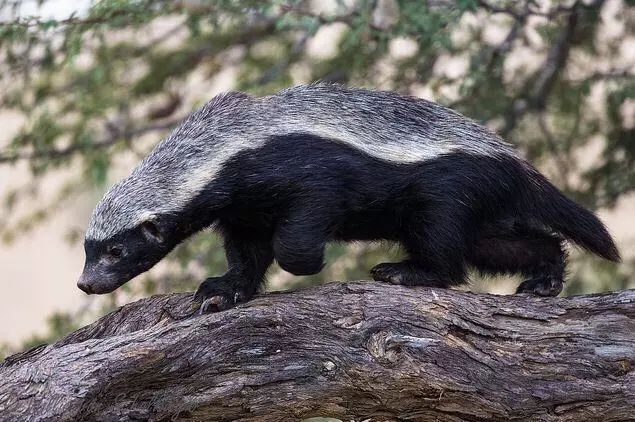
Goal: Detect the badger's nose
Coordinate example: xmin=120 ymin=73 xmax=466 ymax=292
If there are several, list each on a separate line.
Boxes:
xmin=77 ymin=277 xmax=94 ymax=294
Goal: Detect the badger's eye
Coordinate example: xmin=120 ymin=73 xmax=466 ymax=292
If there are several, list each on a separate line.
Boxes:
xmin=107 ymin=246 xmax=123 ymax=258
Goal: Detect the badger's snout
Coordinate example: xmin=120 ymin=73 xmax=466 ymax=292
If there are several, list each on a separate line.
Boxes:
xmin=76 ymin=269 xmax=123 ymax=295
xmin=77 ymin=276 xmax=94 ymax=294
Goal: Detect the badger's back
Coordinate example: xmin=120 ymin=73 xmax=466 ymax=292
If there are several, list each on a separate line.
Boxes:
xmin=142 ymin=84 xmax=517 ymax=179
xmin=89 ymin=85 xmax=523 ymax=239
xmin=136 ymin=84 xmax=519 ymax=202
xmin=259 ymin=84 xmax=517 ymax=162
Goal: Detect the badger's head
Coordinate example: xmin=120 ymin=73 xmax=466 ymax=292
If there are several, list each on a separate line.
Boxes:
xmin=77 ymin=154 xmax=227 ymax=294
xmin=77 ymin=172 xmax=190 ymax=294
xmin=77 ymin=91 xmax=253 ymax=294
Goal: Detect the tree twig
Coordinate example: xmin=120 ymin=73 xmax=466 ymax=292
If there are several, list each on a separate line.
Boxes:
xmin=0 ymin=118 xmax=182 ymax=163
xmin=279 ymin=3 xmax=383 ymax=31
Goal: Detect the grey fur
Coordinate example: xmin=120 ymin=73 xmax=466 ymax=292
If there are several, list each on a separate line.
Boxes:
xmin=86 ymin=84 xmax=517 ymax=241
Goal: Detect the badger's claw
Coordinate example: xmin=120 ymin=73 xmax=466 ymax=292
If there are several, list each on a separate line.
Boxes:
xmin=192 ymin=276 xmax=247 ymax=314
xmin=516 ymin=277 xmax=563 ymax=297
xmin=199 ymin=295 xmax=233 ymax=314
xmin=370 ymin=262 xmax=406 ymax=285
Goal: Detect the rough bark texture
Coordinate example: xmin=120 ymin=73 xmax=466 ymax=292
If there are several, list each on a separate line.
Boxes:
xmin=0 ymin=282 xmax=633 ymax=421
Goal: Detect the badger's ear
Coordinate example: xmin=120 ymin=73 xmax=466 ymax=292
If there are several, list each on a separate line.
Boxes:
xmin=141 ymin=219 xmax=163 ymax=243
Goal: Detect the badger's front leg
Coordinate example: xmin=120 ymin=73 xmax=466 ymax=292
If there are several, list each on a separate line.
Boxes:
xmin=194 ymin=226 xmax=273 ymax=314
xmin=273 ymin=202 xmax=329 ymax=276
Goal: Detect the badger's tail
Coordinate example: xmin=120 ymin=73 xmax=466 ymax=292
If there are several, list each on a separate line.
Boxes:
xmin=523 ymin=164 xmax=621 ymax=262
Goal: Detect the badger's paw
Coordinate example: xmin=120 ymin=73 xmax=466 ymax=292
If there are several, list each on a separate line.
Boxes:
xmin=516 ymin=276 xmax=563 ymax=297
xmin=192 ymin=277 xmax=247 ymax=314
xmin=370 ymin=262 xmax=408 ymax=285
xmin=371 ymin=261 xmax=460 ymax=288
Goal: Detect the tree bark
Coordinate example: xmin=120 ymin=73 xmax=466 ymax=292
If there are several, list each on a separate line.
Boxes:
xmin=0 ymin=282 xmax=633 ymax=421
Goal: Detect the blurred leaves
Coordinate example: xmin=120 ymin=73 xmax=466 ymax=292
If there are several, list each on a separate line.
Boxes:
xmin=0 ymin=0 xmax=633 ymax=351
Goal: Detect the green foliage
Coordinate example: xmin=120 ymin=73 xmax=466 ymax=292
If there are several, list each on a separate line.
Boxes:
xmin=0 ymin=0 xmax=633 ymax=351
xmin=1 ymin=310 xmax=82 ymax=360
xmin=20 ymin=312 xmax=80 ymax=350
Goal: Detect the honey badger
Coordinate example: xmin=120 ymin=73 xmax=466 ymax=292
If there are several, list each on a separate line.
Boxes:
xmin=78 ymin=84 xmax=620 ymax=312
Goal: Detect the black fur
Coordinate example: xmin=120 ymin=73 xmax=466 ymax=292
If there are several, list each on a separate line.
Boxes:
xmin=185 ymin=134 xmax=617 ymax=308
xmin=83 ymin=133 xmax=619 ymax=307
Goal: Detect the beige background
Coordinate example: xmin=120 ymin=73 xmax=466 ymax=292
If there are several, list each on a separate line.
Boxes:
xmin=1 ymin=0 xmax=633 ymax=348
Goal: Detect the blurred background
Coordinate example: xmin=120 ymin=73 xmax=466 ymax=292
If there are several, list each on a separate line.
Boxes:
xmin=0 ymin=0 xmax=633 ymax=358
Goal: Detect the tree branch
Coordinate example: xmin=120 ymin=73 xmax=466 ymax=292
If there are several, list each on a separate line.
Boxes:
xmin=0 ymin=1 xmax=206 ymax=29
xmin=476 ymin=0 xmax=592 ymax=21
xmin=500 ymin=1 xmax=585 ymax=136
xmin=529 ymin=3 xmax=580 ymax=110
xmin=0 ymin=118 xmax=182 ymax=163
xmin=572 ymin=65 xmax=635 ymax=84
xmin=1 ymin=282 xmax=633 ymax=421
xmin=0 ymin=7 xmax=149 ymax=28
xmin=538 ymin=111 xmax=572 ymax=189
xmin=279 ymin=3 xmax=384 ymax=31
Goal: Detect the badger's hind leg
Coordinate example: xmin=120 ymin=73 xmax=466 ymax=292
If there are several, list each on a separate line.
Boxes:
xmin=194 ymin=224 xmax=273 ymax=313
xmin=371 ymin=209 xmax=470 ymax=288
xmin=467 ymin=226 xmax=566 ymax=297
